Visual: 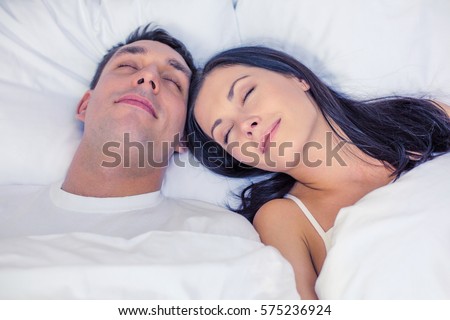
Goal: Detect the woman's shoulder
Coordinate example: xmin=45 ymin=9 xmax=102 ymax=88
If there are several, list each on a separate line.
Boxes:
xmin=253 ymin=197 xmax=305 ymax=233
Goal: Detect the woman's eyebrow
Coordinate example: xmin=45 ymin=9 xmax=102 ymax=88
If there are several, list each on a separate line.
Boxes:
xmin=227 ymin=75 xmax=249 ymax=101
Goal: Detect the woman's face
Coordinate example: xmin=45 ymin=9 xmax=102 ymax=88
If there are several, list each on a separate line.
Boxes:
xmin=194 ymin=65 xmax=322 ymax=172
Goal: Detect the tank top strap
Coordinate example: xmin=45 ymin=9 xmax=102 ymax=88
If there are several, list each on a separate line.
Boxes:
xmin=284 ymin=194 xmax=327 ymax=239
xmin=284 ymin=193 xmax=334 ymax=252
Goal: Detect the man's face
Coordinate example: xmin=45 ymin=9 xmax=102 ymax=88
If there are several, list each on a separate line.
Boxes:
xmin=77 ymin=40 xmax=191 ymax=164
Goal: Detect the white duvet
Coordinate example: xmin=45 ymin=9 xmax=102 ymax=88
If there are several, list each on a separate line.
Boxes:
xmin=0 ymin=231 xmax=299 ymax=299
xmin=317 ymin=153 xmax=450 ymax=299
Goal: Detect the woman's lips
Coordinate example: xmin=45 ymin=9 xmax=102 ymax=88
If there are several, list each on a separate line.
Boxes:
xmin=115 ymin=94 xmax=158 ymax=119
xmin=260 ymin=118 xmax=281 ymax=154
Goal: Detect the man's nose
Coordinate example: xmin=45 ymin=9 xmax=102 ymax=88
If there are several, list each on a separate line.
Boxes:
xmin=134 ymin=67 xmax=160 ymax=94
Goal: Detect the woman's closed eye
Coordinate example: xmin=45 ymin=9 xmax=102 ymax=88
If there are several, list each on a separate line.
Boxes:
xmin=242 ymin=86 xmax=255 ymax=104
xmin=223 ymin=87 xmax=255 ymax=144
xmin=224 ymin=125 xmax=234 ymax=145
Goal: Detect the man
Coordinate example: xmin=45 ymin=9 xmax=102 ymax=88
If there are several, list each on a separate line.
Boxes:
xmin=0 ymin=24 xmax=256 ymax=239
xmin=63 ymin=24 xmax=194 ymax=198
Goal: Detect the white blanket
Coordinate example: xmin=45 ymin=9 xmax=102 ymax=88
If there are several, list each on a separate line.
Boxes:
xmin=0 ymin=231 xmax=299 ymax=299
xmin=317 ymin=153 xmax=450 ymax=299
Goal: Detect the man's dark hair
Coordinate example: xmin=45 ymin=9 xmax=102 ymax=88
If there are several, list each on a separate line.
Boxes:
xmin=90 ymin=24 xmax=196 ymax=89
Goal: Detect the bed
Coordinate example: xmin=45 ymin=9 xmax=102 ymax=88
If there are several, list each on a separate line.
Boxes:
xmin=1 ymin=0 xmax=449 ymax=299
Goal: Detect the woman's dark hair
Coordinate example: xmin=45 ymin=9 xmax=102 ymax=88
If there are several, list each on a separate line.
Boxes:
xmin=90 ymin=24 xmax=196 ymax=89
xmin=186 ymin=46 xmax=450 ymax=222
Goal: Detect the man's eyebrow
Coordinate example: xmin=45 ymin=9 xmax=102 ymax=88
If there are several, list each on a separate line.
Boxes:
xmin=227 ymin=75 xmax=249 ymax=101
xmin=168 ymin=59 xmax=192 ymax=79
xmin=210 ymin=118 xmax=222 ymax=138
xmin=113 ymin=45 xmax=148 ymax=58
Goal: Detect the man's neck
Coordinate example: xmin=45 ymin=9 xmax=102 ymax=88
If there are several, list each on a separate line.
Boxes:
xmin=61 ymin=141 xmax=164 ymax=197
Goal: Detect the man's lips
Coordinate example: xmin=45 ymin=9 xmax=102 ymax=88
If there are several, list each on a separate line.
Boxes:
xmin=260 ymin=118 xmax=281 ymax=154
xmin=115 ymin=94 xmax=158 ymax=119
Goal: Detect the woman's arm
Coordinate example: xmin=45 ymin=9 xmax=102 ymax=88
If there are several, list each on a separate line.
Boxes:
xmin=253 ymin=199 xmax=319 ymax=300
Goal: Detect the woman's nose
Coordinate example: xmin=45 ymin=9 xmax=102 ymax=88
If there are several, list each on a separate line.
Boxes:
xmin=240 ymin=116 xmax=260 ymax=138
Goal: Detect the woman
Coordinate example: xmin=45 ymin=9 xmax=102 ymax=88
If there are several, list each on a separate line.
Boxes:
xmin=186 ymin=46 xmax=450 ymax=299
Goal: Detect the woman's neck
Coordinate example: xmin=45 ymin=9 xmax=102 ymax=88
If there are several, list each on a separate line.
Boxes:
xmin=288 ymin=131 xmax=394 ymax=196
xmin=287 ymin=135 xmax=394 ymax=233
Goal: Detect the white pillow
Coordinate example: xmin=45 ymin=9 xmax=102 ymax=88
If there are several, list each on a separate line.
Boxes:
xmin=0 ymin=0 xmax=240 ymax=185
xmin=235 ymin=0 xmax=450 ymax=101
xmin=162 ymin=151 xmax=249 ymax=207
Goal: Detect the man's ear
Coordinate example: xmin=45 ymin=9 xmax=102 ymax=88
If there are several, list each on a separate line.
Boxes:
xmin=76 ymin=91 xmax=91 ymax=122
xmin=174 ymin=134 xmax=188 ymax=154
xmin=174 ymin=144 xmax=188 ymax=154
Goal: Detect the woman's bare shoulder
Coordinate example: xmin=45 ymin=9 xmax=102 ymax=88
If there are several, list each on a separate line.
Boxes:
xmin=253 ymin=198 xmax=306 ymax=234
xmin=254 ymin=198 xmax=298 ymax=220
